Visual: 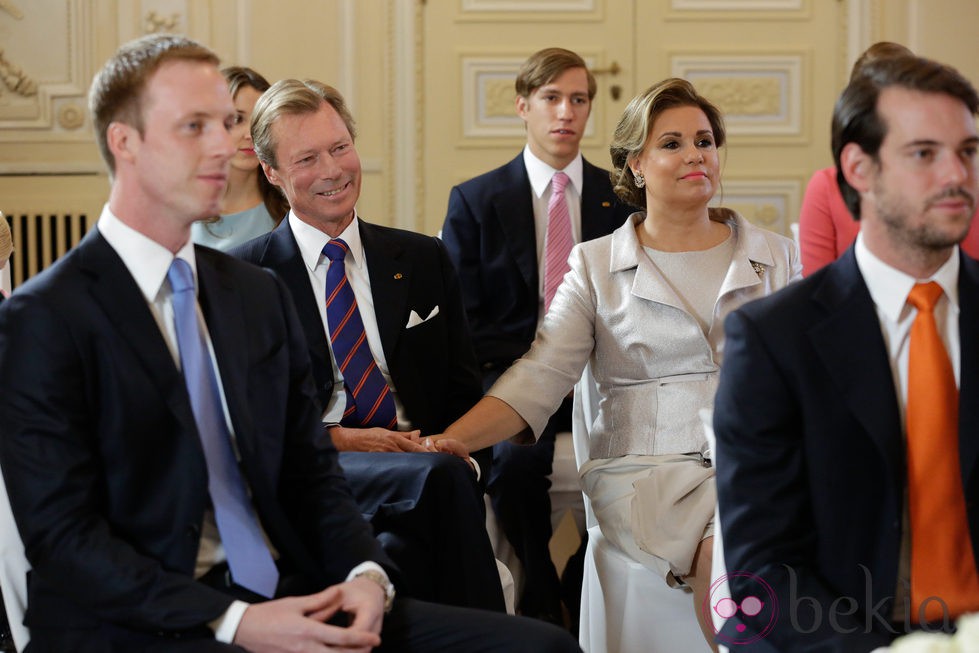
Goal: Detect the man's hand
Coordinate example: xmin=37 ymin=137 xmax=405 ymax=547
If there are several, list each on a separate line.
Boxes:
xmin=232 ymin=584 xmax=383 ymax=652
xmin=328 ymin=425 xmax=425 ymax=453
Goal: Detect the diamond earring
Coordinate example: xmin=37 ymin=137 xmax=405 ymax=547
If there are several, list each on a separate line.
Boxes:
xmin=633 ymin=171 xmax=645 ymax=188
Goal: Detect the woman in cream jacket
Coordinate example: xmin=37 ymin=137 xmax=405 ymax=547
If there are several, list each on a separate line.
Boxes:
xmin=439 ymin=78 xmax=800 ymax=649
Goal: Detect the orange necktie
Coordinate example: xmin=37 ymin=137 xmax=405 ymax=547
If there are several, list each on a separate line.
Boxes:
xmin=906 ymin=281 xmax=979 ymax=623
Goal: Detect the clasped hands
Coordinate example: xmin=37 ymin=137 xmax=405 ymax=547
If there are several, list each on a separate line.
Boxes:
xmin=327 ymin=425 xmax=471 ymax=465
xmin=233 ymin=576 xmax=385 ymax=653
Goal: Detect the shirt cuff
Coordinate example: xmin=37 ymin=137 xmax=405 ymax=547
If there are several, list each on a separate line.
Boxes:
xmin=345 ymin=560 xmax=389 ymax=584
xmin=210 ymin=600 xmax=250 ymax=644
xmin=469 ymin=456 xmax=481 ymax=481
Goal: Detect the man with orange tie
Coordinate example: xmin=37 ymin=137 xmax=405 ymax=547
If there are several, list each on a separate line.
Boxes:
xmin=441 ymin=48 xmax=635 ymax=625
xmin=713 ymin=53 xmax=979 ymax=650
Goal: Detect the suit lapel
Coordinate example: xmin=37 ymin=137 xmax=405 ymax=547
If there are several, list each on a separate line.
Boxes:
xmin=808 ymin=250 xmax=904 ymax=495
xmin=359 ymin=220 xmax=411 ymax=361
xmin=580 ymin=158 xmax=626 ymax=241
xmin=494 ymin=156 xmax=537 ymax=295
xmin=76 ymin=231 xmax=199 ymax=439
xmin=259 ymin=221 xmax=334 ymax=402
xmin=196 ymin=248 xmax=257 ymax=465
xmin=957 ymin=253 xmax=979 ymax=497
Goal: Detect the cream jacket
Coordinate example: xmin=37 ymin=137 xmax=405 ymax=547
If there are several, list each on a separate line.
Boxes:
xmin=489 ymin=209 xmax=801 ymax=460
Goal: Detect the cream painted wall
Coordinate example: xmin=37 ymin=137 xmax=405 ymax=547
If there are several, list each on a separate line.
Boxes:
xmin=2 ymin=0 xmax=979 ymax=285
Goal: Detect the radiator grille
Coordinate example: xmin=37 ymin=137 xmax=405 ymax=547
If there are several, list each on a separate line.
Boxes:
xmin=4 ymin=212 xmax=94 ymax=290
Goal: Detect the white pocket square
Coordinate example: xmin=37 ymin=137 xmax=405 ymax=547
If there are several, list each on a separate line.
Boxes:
xmin=406 ymin=305 xmax=439 ymax=328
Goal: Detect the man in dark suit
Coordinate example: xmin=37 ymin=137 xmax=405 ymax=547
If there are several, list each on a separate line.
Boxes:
xmin=441 ymin=47 xmax=635 ymax=624
xmin=713 ymin=54 xmax=979 ymax=651
xmin=233 ymin=79 xmax=505 ymax=613
xmin=0 ymin=35 xmax=579 ymax=652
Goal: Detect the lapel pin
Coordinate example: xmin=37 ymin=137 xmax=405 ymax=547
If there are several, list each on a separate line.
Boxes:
xmin=394 ymin=273 xmax=403 ymax=280
xmin=601 ymin=201 xmax=611 ymax=207
xmin=751 ymin=261 xmax=765 ymax=277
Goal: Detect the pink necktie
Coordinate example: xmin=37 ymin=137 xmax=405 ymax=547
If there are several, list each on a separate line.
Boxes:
xmin=543 ymin=171 xmax=573 ymax=312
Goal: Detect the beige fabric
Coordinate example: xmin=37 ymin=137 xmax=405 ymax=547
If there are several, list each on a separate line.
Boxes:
xmin=490 ymin=209 xmax=801 ymax=458
xmin=631 ymin=457 xmax=715 ymax=580
xmin=580 ymin=454 xmax=715 ymax=587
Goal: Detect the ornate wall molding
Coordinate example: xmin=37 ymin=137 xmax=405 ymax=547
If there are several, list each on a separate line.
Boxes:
xmin=457 ymin=0 xmax=601 ymax=23
xmin=144 ymin=10 xmax=180 ymax=33
xmin=459 ymin=52 xmax=597 ymax=143
xmin=712 ymin=179 xmax=801 ymax=236
xmin=0 ymin=0 xmax=96 ymax=140
xmin=667 ymin=0 xmax=809 ymax=20
xmin=672 ymin=52 xmax=806 ymax=141
xmin=463 ymin=0 xmax=595 ymax=11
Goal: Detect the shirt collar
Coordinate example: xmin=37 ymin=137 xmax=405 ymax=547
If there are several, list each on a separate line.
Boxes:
xmin=97 ymin=204 xmax=197 ymax=302
xmin=522 ymin=144 xmax=583 ymax=199
xmin=288 ymin=210 xmax=365 ymax=273
xmin=854 ymin=232 xmax=960 ymax=323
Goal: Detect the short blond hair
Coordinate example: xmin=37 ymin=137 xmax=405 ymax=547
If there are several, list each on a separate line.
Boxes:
xmin=0 ymin=213 xmax=13 ymax=265
xmin=88 ymin=35 xmax=219 ymax=177
xmin=515 ymin=47 xmax=596 ymax=101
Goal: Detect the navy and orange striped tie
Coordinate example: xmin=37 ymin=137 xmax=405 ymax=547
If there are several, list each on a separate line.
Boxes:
xmin=323 ymin=239 xmax=397 ymax=429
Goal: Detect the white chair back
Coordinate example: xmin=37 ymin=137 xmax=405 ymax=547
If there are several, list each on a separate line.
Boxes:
xmin=701 ymin=407 xmax=731 ymax=653
xmin=0 ymin=464 xmax=30 ymax=651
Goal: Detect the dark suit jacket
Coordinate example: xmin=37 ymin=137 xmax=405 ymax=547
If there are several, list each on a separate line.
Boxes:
xmin=713 ymin=247 xmax=979 ymax=652
xmin=441 ymin=153 xmax=635 ymax=386
xmin=0 ymin=230 xmax=390 ymax=647
xmin=231 ymin=218 xmax=486 ymax=468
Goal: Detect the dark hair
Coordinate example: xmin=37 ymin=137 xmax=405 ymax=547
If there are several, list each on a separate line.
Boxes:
xmin=218 ymin=66 xmax=288 ymax=223
xmin=515 ymin=47 xmax=596 ymax=101
xmin=831 ymin=55 xmax=979 ymax=219
xmin=88 ymin=34 xmax=219 ymax=177
xmin=609 ymin=78 xmax=725 ymax=208
xmin=251 ymin=78 xmax=356 ymax=171
xmin=849 ymin=41 xmax=913 ymax=81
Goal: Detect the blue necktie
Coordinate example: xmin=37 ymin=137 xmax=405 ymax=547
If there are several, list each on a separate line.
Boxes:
xmin=168 ymin=258 xmax=279 ymax=598
xmin=322 ymin=239 xmax=397 ymax=428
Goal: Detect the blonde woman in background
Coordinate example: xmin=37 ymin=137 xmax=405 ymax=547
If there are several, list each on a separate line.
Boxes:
xmin=192 ymin=66 xmax=289 ymax=250
xmin=435 ymin=78 xmax=800 ymax=649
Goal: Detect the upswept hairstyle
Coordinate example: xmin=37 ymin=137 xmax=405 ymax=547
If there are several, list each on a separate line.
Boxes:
xmin=831 ymin=55 xmax=979 ymax=220
xmin=88 ymin=34 xmax=218 ymax=177
xmin=515 ymin=47 xmax=596 ymax=101
xmin=251 ymin=78 xmax=356 ymax=170
xmin=609 ymin=78 xmax=725 ymax=209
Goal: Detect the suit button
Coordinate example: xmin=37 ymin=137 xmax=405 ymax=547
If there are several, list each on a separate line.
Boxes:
xmin=482 ymin=362 xmax=496 ymax=370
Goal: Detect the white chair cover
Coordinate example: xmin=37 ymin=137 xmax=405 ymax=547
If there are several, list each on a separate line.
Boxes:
xmin=573 ymin=363 xmax=710 ymax=653
xmin=701 ymin=407 xmax=731 ymax=653
xmin=0 ymin=465 xmax=30 ymax=651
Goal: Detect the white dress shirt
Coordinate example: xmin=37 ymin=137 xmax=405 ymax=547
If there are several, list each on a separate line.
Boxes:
xmin=523 ymin=145 xmax=584 ymax=324
xmin=98 ymin=205 xmax=388 ymax=642
xmin=288 ymin=211 xmax=412 ymax=430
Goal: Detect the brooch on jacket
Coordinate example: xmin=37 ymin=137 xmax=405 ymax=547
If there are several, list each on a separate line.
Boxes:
xmin=751 ymin=261 xmax=765 ymax=277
